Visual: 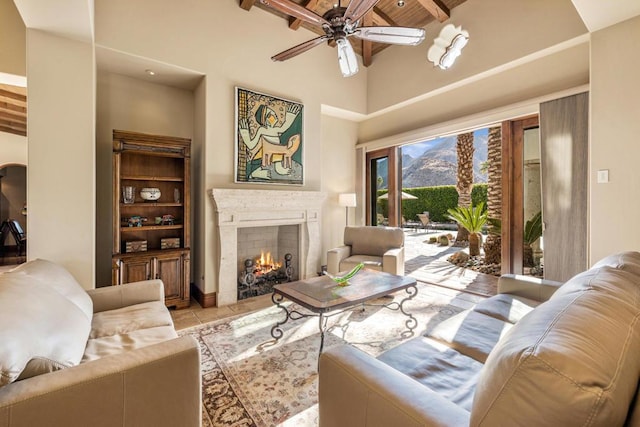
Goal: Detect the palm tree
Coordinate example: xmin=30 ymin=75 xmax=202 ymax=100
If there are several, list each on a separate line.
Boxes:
xmin=454 ymin=131 xmax=474 ymax=245
xmin=447 ymin=203 xmax=487 ymax=256
xmin=483 ymin=126 xmax=502 ymax=264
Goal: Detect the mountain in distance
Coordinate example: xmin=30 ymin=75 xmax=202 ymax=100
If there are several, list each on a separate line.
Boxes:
xmin=401 ymin=134 xmax=488 ymax=188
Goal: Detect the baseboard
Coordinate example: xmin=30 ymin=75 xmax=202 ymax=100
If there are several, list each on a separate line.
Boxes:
xmin=191 ymin=283 xmax=216 ymax=308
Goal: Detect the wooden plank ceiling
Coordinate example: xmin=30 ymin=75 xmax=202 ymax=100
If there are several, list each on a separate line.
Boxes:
xmin=0 ymin=84 xmax=27 ymax=137
xmin=240 ymin=0 xmax=467 ymax=66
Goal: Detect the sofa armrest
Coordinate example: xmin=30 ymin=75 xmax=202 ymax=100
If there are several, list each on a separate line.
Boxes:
xmin=382 ymin=247 xmax=405 ymax=275
xmin=319 ymin=345 xmax=470 ymax=427
xmin=87 ymin=279 xmax=165 ymax=313
xmin=327 ymin=245 xmax=352 ymax=274
xmin=498 ymin=274 xmax=564 ymax=302
xmin=0 ymin=336 xmax=201 ymax=427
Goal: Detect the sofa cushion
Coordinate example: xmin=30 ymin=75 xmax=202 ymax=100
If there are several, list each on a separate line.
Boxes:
xmin=7 ymin=258 xmax=93 ymax=320
xmin=426 ymin=310 xmax=513 ymax=363
xmin=340 ymin=255 xmax=383 ymax=272
xmin=378 ymin=336 xmax=483 ymax=411
xmin=471 ymin=266 xmax=640 ymax=427
xmin=83 ymin=300 xmax=177 ymax=362
xmin=344 ymin=226 xmax=404 ymax=257
xmin=0 ymin=276 xmax=92 ymax=386
xmin=472 ymin=293 xmax=540 ymax=324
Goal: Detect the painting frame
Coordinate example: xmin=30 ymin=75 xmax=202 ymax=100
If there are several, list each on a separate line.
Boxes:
xmin=234 ymin=87 xmax=304 ymax=185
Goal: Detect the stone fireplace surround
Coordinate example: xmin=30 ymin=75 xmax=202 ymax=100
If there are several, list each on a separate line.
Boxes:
xmin=209 ymin=189 xmax=326 ymax=306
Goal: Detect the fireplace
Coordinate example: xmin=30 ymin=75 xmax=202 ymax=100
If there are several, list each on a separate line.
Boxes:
xmin=237 ymin=225 xmax=298 ymax=300
xmin=209 ymin=189 xmax=326 ymax=306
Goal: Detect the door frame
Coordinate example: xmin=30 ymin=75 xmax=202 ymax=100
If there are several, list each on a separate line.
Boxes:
xmin=501 ymin=115 xmax=539 ymax=275
xmin=366 ymin=147 xmax=400 ymax=226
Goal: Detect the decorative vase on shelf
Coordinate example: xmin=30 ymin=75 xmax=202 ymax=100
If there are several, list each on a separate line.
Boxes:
xmin=140 ymin=187 xmax=161 ymax=201
xmin=122 ymin=186 xmax=136 ymax=204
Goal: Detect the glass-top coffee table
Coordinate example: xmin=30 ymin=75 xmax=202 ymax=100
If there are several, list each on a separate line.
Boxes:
xmin=270 ymin=269 xmax=418 ymax=359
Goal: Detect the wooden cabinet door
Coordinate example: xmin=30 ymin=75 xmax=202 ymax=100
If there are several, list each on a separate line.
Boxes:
xmin=119 ymin=256 xmax=153 ymax=283
xmin=155 ymin=253 xmax=183 ymax=300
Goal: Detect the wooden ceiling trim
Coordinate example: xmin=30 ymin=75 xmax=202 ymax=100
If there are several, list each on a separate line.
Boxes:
xmin=362 ymin=11 xmax=373 ymax=67
xmin=0 ymin=125 xmax=26 ymax=137
xmin=416 ymin=0 xmax=450 ymax=22
xmin=372 ymin=7 xmax=396 ymax=26
xmin=239 ymin=0 xmax=256 ymax=11
xmin=289 ymin=0 xmax=320 ymax=30
xmin=0 ymin=111 xmax=26 ymax=124
xmin=0 ymin=84 xmax=27 ymax=137
xmin=0 ymin=101 xmax=26 ymax=114
xmin=0 ymin=89 xmax=27 ymax=103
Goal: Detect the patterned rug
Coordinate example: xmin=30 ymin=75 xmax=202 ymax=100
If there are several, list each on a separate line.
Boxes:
xmin=179 ymin=284 xmax=468 ymax=426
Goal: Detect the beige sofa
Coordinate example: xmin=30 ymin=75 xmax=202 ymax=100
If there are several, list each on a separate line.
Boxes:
xmin=327 ymin=226 xmax=405 ymax=276
xmin=319 ymin=251 xmax=640 ymax=426
xmin=0 ymin=259 xmax=201 ymax=427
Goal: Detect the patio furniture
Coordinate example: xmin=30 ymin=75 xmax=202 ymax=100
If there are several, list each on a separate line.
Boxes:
xmin=417 ymin=212 xmax=431 ymax=231
xmin=327 ymin=226 xmax=404 ymax=276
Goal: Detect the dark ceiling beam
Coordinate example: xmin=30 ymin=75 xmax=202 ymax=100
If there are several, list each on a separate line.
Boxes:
xmin=362 ymin=11 xmax=373 ymax=67
xmin=416 ymin=0 xmax=450 ymax=22
xmin=239 ymin=0 xmax=255 ymax=11
xmin=289 ymin=0 xmax=319 ymax=30
xmin=372 ymin=7 xmax=396 ymax=27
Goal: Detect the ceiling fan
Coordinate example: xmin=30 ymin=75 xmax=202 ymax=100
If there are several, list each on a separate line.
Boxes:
xmin=259 ymin=0 xmax=426 ymax=77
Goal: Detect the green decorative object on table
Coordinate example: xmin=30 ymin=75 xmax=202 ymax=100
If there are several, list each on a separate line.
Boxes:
xmin=327 ymin=263 xmax=364 ymax=287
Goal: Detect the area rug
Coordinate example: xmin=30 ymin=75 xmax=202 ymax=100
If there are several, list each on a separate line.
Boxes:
xmin=179 ymin=284 xmax=469 ymax=426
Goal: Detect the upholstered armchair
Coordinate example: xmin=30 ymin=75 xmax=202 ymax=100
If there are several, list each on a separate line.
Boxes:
xmin=327 ymin=226 xmax=405 ymax=276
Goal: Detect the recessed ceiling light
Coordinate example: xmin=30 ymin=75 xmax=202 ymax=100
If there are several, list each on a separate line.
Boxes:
xmin=145 ymin=69 xmax=156 ymax=76
xmin=397 ymin=0 xmax=405 ymax=6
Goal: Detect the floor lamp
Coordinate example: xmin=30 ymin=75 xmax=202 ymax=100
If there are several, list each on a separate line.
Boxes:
xmin=339 ymin=193 xmax=357 ymax=226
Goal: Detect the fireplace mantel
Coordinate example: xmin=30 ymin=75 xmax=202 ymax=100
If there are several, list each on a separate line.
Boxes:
xmin=209 ymin=189 xmax=326 ymax=306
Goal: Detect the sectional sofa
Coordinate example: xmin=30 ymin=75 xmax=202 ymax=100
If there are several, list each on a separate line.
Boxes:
xmin=319 ymin=251 xmax=640 ymax=426
xmin=0 ymin=259 xmax=201 ymax=427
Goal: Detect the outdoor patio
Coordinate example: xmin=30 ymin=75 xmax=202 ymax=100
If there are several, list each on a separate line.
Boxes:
xmin=402 ymin=228 xmax=498 ymax=298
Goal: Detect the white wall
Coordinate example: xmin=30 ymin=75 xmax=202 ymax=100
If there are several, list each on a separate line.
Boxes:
xmin=589 ymin=15 xmax=640 ymax=263
xmin=0 ymin=0 xmax=26 ymax=78
xmin=95 ymin=71 xmax=196 ymax=286
xmin=26 ymin=29 xmax=95 ymax=288
xmin=0 ymin=132 xmax=27 ymax=166
xmin=320 ymin=114 xmax=359 ymax=263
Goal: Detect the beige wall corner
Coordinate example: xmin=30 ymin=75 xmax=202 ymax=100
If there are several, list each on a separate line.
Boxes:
xmin=589 ymin=15 xmax=640 ymax=263
xmin=26 ymin=29 xmax=95 ymax=288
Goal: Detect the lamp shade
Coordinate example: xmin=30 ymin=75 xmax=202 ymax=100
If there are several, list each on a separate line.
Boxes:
xmin=338 ymin=193 xmax=357 ymax=207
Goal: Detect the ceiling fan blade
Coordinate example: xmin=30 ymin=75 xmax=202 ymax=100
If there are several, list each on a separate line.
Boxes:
xmin=271 ymin=35 xmax=331 ymax=61
xmin=259 ymin=0 xmax=329 ymax=27
xmin=354 ymin=26 xmax=426 ymax=45
xmin=336 ymin=38 xmax=359 ymax=77
xmin=343 ymin=0 xmax=379 ymax=24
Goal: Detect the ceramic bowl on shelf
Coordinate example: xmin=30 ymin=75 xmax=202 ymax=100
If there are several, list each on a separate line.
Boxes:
xmin=140 ymin=187 xmax=161 ymax=201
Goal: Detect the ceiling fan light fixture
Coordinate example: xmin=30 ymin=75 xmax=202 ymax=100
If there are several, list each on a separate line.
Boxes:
xmin=356 ymin=26 xmax=425 ymax=45
xmin=427 ymin=24 xmax=469 ymax=69
xmin=336 ymin=38 xmax=359 ymax=77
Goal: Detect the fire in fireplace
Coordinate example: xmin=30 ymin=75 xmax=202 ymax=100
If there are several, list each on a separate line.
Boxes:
xmin=238 ymin=252 xmax=294 ymax=300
